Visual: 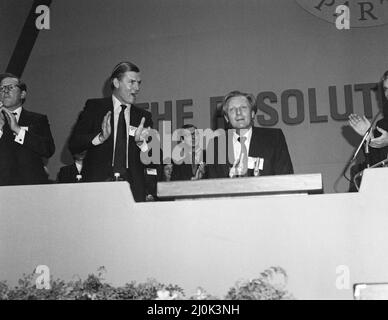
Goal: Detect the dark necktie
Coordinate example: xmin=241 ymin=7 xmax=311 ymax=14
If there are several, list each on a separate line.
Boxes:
xmin=113 ymin=105 xmax=127 ymax=175
xmin=237 ymin=136 xmax=248 ymax=176
xmin=191 ymin=146 xmax=197 ymax=176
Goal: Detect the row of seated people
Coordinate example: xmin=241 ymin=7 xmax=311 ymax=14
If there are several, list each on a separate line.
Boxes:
xmin=2 ymin=62 xmax=388 ymax=201
xmin=0 ymin=61 xmax=293 ymax=203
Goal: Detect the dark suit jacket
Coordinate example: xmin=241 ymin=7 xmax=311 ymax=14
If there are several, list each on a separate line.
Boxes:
xmin=0 ymin=108 xmax=55 ymax=186
xmin=171 ymin=150 xmax=207 ymax=181
xmin=57 ymin=163 xmax=82 ymax=183
xmin=68 ymin=97 xmax=153 ymax=202
xmin=349 ymin=119 xmax=388 ymax=192
xmin=207 ymin=126 xmax=293 ymax=178
xmin=171 ymin=163 xmax=197 ymax=181
xmin=367 ymin=118 xmax=388 ymax=165
xmin=0 ymin=127 xmax=13 ymax=185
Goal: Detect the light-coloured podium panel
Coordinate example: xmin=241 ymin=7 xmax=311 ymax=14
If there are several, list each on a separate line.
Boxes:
xmin=0 ymin=170 xmax=387 ymax=299
xmin=158 ymin=173 xmax=323 ymax=199
xmin=359 ymin=167 xmax=388 ymax=193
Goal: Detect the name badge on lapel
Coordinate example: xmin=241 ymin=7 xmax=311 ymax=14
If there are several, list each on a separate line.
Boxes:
xmin=146 ymin=168 xmax=157 ymax=176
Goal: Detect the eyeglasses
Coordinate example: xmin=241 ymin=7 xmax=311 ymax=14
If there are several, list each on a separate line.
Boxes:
xmin=0 ymin=84 xmax=19 ymax=93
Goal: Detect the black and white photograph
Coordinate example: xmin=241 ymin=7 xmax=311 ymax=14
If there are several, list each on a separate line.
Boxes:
xmin=1 ymin=0 xmax=388 ymax=305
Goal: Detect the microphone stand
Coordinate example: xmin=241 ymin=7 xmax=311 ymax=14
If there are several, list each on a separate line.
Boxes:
xmin=363 ymin=131 xmax=371 ymax=168
xmin=339 ymin=111 xmax=382 ymax=192
xmin=351 ymin=125 xmax=372 ymax=163
xmin=347 ymin=110 xmax=383 ymax=191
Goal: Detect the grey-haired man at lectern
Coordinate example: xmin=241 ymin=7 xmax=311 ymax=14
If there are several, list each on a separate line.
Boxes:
xmin=206 ymin=90 xmax=294 ymax=178
xmin=68 ymin=61 xmax=152 ymax=202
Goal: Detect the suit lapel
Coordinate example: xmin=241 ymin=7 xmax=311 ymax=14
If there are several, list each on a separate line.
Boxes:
xmin=71 ymin=163 xmax=79 ymax=175
xmin=18 ymin=108 xmax=30 ymax=127
xmin=219 ymin=130 xmax=234 ymax=178
xmin=101 ymin=98 xmax=114 ymax=153
xmin=249 ymin=127 xmax=271 ymax=158
xmin=248 ymin=127 xmax=260 ymax=158
xmin=130 ymin=105 xmax=142 ymax=127
xmin=107 ymin=98 xmax=114 ymax=133
xmin=226 ymin=131 xmax=235 ymax=166
xmin=248 ymin=127 xmax=272 ymax=175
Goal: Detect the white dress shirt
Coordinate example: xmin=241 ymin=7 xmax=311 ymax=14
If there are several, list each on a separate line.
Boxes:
xmin=232 ymin=127 xmax=252 ymax=165
xmin=229 ymin=127 xmax=253 ymax=177
xmin=75 ymin=160 xmax=83 ymax=174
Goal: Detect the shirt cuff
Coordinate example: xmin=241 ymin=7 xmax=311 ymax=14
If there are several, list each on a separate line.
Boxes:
xmin=14 ymin=128 xmax=26 ymax=145
xmin=138 ymin=140 xmax=149 ymax=152
xmin=92 ymin=133 xmax=103 ymax=146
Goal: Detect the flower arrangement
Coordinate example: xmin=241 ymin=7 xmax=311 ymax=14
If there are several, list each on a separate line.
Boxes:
xmin=225 ymin=266 xmax=294 ymax=300
xmin=0 ymin=266 xmax=294 ymax=300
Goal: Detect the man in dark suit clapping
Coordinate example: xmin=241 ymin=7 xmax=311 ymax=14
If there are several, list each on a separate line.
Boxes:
xmin=68 ymin=61 xmax=152 ymax=202
xmin=0 ymin=73 xmax=55 ymax=186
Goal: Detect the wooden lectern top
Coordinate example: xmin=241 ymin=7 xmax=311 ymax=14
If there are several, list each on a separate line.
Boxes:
xmin=157 ymin=173 xmax=323 ymax=199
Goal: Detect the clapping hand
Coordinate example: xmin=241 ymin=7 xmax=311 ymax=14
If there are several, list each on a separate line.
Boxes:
xmin=98 ymin=111 xmax=112 ymax=143
xmin=0 ymin=107 xmax=20 ymax=134
xmin=348 ymin=113 xmax=371 ymax=136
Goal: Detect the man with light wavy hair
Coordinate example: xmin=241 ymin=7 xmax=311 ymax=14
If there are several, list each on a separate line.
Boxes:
xmin=207 ymin=90 xmax=293 ymax=178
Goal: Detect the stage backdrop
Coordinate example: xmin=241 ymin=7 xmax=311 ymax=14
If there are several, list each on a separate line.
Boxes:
xmin=13 ymin=0 xmax=388 ymax=192
xmin=0 ymin=1 xmax=32 ymax=72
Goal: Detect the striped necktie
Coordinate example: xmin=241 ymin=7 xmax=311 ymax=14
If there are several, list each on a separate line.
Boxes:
xmin=237 ymin=136 xmax=248 ymax=176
